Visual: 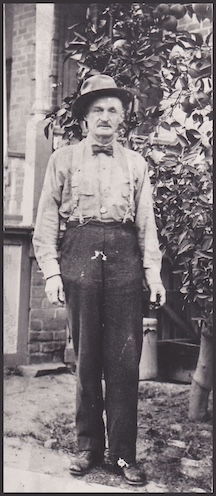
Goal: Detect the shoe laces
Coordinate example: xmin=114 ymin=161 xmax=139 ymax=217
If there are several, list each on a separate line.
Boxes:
xmin=117 ymin=458 xmax=129 ymax=468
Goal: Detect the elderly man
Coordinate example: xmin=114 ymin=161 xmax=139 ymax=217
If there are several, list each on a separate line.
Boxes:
xmin=33 ymin=74 xmax=166 ymax=486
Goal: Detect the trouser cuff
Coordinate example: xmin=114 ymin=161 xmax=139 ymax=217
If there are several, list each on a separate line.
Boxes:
xmin=109 ymin=451 xmax=136 ymax=464
xmin=77 ymin=437 xmax=105 ymax=453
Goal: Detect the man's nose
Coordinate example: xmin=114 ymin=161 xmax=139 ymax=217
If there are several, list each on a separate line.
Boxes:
xmin=101 ymin=110 xmax=109 ymax=120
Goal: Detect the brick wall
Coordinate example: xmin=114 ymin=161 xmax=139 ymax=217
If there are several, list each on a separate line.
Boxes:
xmin=8 ymin=3 xmax=36 ymax=154
xmin=28 ymin=258 xmax=67 ymax=364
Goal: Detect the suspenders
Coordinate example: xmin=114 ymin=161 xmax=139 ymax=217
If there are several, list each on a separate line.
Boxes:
xmin=122 ymin=148 xmax=134 ymax=224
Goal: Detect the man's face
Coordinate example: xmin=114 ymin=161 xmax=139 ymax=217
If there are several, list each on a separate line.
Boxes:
xmin=85 ymin=96 xmax=124 ymax=143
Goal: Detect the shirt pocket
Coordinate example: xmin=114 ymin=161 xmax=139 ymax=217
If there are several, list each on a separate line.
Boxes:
xmin=79 ymin=178 xmax=95 ymax=215
xmin=71 ymin=174 xmax=95 ymax=216
xmin=79 ymin=178 xmax=94 ymax=196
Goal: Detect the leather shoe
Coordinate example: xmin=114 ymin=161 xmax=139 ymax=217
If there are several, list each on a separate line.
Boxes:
xmin=116 ymin=458 xmax=147 ymax=486
xmin=69 ymin=450 xmax=103 ymax=476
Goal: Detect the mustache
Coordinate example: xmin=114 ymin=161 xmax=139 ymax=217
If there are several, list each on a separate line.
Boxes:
xmin=97 ymin=122 xmax=111 ymax=126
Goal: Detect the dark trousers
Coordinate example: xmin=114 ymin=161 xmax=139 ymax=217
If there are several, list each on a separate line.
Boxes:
xmin=60 ymin=221 xmax=143 ymax=463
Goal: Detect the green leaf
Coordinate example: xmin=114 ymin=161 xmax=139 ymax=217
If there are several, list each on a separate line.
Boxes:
xmin=57 ymin=108 xmax=67 ymax=117
xmin=205 ymin=31 xmax=213 ymax=45
xmin=176 ymin=134 xmax=189 ymax=147
xmin=186 ymin=130 xmax=200 ymax=144
xmin=133 ymin=65 xmax=140 ymax=76
xmin=170 ymin=121 xmax=182 ymax=127
xmin=180 ymin=287 xmax=189 ymax=294
xmin=151 ymin=55 xmax=160 ymax=62
xmin=195 ymin=250 xmax=212 ymax=260
xmin=178 ymin=231 xmax=187 ymax=245
xmin=160 ymin=121 xmax=170 ymax=131
xmin=73 ymin=31 xmax=88 ymax=42
xmin=148 ymin=76 xmax=160 ymax=84
xmin=44 ymin=122 xmax=51 ymax=139
xmin=64 ymin=52 xmax=74 ymax=63
xmin=191 ymin=32 xmax=203 ymax=46
xmin=200 ymin=195 xmax=211 ymax=204
xmin=142 ymin=60 xmax=155 ymax=67
xmin=68 ymin=41 xmax=87 ymax=47
xmin=188 ymin=68 xmax=200 ymax=78
xmin=178 ymin=37 xmax=197 ymax=47
xmin=68 ymin=22 xmax=83 ymax=31
xmin=202 ymin=238 xmax=212 ymax=251
xmin=178 ymin=242 xmax=194 ymax=255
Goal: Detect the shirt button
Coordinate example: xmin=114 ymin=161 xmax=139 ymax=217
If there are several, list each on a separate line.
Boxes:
xmin=100 ymin=206 xmax=107 ymax=214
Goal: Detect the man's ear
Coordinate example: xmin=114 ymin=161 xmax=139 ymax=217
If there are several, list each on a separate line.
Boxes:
xmin=119 ymin=111 xmax=125 ymax=123
xmin=80 ymin=119 xmax=88 ymax=136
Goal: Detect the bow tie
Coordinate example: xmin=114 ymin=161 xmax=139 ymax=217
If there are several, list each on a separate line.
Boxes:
xmin=92 ymin=144 xmax=113 ymax=156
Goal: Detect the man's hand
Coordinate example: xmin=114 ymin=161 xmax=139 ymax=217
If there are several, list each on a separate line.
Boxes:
xmin=149 ymin=283 xmax=166 ymax=307
xmin=45 ymin=275 xmax=65 ymax=305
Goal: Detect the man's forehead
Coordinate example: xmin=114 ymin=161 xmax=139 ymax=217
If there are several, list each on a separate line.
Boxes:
xmin=89 ymin=96 xmax=123 ymax=108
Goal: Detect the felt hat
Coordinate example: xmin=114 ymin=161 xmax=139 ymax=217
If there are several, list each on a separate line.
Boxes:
xmin=73 ymin=74 xmax=133 ymax=120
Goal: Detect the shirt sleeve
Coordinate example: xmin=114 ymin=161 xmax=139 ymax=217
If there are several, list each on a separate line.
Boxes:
xmin=32 ymin=152 xmax=63 ymax=280
xmin=134 ymin=155 xmax=163 ymax=287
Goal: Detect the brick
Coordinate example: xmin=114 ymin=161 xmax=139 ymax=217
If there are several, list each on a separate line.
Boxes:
xmin=29 ymin=331 xmax=41 ymax=341
xmin=29 ymin=353 xmax=53 ymax=364
xmin=43 ymin=318 xmax=66 ymax=331
xmin=29 ymin=331 xmax=53 ymax=342
xmin=16 ymin=69 xmax=26 ymax=75
xmin=20 ymin=11 xmax=35 ymax=19
xmin=30 ymin=319 xmax=43 ymax=331
xmin=40 ymin=342 xmax=65 ymax=353
xmin=55 ymin=308 xmax=67 ymax=320
xmin=13 ymin=35 xmax=23 ymax=42
xmin=30 ymin=309 xmax=56 ymax=320
xmin=16 ymin=96 xmax=26 ymax=102
xmin=17 ymin=55 xmax=26 ymax=62
xmin=28 ymin=343 xmax=40 ymax=353
xmin=32 ymin=268 xmax=45 ymax=285
xmin=24 ymin=4 xmax=35 ymax=11
xmin=13 ymin=49 xmax=22 ymax=56
xmin=30 ymin=297 xmax=47 ymax=309
xmin=31 ymin=276 xmax=45 ymax=287
xmin=52 ymin=351 xmax=65 ymax=363
xmin=10 ymin=77 xmax=20 ymax=84
xmin=24 ymin=33 xmax=35 ymax=40
xmin=53 ymin=330 xmax=67 ymax=341
xmin=41 ymin=297 xmax=53 ymax=309
xmin=18 ymin=28 xmax=26 ymax=34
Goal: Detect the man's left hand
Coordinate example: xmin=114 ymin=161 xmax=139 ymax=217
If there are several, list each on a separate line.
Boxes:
xmin=149 ymin=283 xmax=166 ymax=307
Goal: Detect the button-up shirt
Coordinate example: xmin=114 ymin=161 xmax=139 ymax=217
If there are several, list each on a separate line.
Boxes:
xmin=33 ymin=135 xmax=162 ymax=286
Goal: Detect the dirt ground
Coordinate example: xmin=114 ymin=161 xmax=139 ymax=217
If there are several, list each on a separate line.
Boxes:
xmin=3 ymin=366 xmax=213 ymax=493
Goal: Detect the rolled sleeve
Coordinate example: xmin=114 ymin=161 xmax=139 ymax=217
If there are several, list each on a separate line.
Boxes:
xmin=134 ymin=156 xmax=162 ymax=286
xmin=32 ymin=152 xmax=63 ymax=280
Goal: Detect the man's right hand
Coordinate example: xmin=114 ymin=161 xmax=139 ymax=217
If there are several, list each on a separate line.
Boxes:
xmin=45 ymin=275 xmax=65 ymax=305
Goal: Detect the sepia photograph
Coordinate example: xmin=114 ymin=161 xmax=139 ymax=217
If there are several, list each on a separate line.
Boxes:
xmin=3 ymin=2 xmax=213 ymax=493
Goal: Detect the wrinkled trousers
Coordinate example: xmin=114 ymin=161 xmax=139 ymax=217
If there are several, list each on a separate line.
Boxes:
xmin=60 ymin=221 xmax=143 ymax=463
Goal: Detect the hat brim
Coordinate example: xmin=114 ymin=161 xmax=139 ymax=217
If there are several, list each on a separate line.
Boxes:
xmin=73 ymin=88 xmax=133 ymax=120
